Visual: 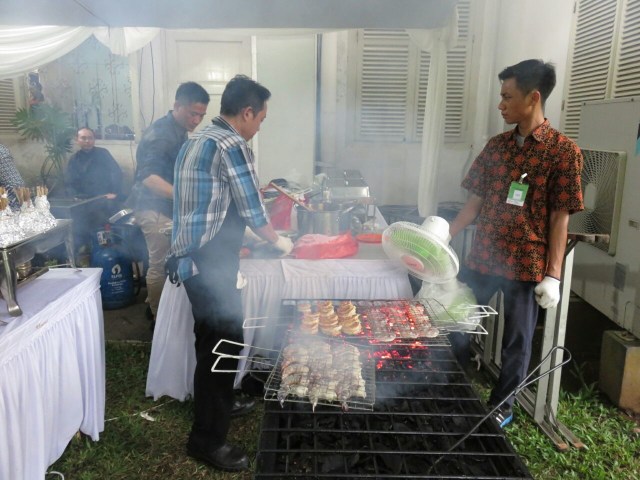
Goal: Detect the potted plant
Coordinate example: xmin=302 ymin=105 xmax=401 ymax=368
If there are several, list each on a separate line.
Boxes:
xmin=11 ymin=104 xmax=75 ymax=192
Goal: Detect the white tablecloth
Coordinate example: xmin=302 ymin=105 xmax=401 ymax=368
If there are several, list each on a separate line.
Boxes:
xmin=146 ymin=243 xmax=413 ymax=401
xmin=0 ymin=268 xmax=105 ymax=480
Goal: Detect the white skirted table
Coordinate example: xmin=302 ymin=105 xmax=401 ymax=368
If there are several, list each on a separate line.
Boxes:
xmin=146 ymin=243 xmax=413 ymax=401
xmin=0 ymin=268 xmax=105 ymax=480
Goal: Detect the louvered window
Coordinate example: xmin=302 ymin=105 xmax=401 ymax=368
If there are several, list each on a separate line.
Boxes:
xmin=0 ymin=79 xmax=19 ymax=134
xmin=562 ymin=0 xmax=640 ymax=140
xmin=613 ymin=0 xmax=640 ymax=97
xmin=356 ymin=29 xmax=412 ymax=141
xmin=354 ymin=0 xmax=471 ymax=143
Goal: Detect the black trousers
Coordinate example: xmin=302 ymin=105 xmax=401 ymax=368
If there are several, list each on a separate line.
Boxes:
xmin=183 ymin=270 xmax=244 ymax=449
xmin=449 ymin=268 xmax=540 ymax=408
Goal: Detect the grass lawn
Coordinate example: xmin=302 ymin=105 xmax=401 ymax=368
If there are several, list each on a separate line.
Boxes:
xmin=49 ymin=341 xmax=640 ymax=480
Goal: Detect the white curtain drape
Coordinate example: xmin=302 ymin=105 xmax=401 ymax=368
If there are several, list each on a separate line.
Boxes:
xmin=0 ymin=26 xmax=93 ymax=79
xmin=0 ymin=25 xmax=159 ymax=79
xmin=93 ymin=27 xmax=159 ymax=56
xmin=407 ymin=8 xmax=459 ymax=218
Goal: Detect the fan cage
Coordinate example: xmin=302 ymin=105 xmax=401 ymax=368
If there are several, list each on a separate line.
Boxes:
xmin=568 ymin=149 xmax=626 ymax=255
xmin=382 ymin=222 xmax=459 ymax=283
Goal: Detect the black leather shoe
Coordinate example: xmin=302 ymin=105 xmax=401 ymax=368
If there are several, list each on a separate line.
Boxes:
xmin=231 ymin=396 xmax=256 ymax=417
xmin=187 ymin=442 xmax=249 ymax=472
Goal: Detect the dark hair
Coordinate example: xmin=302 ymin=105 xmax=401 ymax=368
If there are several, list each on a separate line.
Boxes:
xmin=220 ymin=75 xmax=271 ymax=116
xmin=498 ymin=59 xmax=556 ymax=105
xmin=175 ymin=81 xmax=210 ymax=106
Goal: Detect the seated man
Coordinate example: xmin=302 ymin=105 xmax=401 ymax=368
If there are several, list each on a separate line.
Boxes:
xmin=66 ymin=127 xmax=124 ymax=205
xmin=65 ymin=127 xmax=125 ymax=256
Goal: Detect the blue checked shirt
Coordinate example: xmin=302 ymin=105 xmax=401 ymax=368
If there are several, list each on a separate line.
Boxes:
xmin=169 ymin=117 xmax=269 ymax=281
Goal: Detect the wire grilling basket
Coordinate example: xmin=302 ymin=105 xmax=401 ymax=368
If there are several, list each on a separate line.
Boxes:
xmin=280 ymin=298 xmax=492 ymax=346
xmin=213 ymin=298 xmax=495 ymax=411
xmin=263 ymin=332 xmax=376 ymax=411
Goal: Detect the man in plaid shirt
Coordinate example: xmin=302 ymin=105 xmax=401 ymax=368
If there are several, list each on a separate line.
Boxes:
xmin=168 ymin=75 xmax=292 ymax=471
xmin=0 ymin=143 xmax=25 ymax=210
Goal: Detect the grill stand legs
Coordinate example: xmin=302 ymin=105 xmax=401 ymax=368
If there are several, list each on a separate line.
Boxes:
xmin=472 ymin=239 xmax=584 ymax=450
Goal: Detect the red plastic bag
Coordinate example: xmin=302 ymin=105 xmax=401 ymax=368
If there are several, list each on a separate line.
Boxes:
xmin=267 ymin=193 xmax=294 ymax=230
xmin=292 ymin=232 xmax=359 ymax=259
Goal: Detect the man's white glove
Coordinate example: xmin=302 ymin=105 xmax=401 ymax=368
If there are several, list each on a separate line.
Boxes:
xmin=273 ymin=235 xmax=294 ymax=256
xmin=236 ymin=271 xmax=248 ymax=289
xmin=534 ymin=276 xmax=561 ymax=309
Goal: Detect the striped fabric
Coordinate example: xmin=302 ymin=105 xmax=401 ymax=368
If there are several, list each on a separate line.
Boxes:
xmin=0 ymin=143 xmax=25 ymax=210
xmin=169 ymin=117 xmax=269 ymax=281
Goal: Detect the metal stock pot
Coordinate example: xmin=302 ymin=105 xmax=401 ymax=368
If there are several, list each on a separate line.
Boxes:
xmin=295 ymin=203 xmax=356 ymax=236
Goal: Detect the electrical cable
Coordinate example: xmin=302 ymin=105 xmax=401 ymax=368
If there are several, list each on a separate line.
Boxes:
xmin=427 ymin=345 xmax=573 ymax=474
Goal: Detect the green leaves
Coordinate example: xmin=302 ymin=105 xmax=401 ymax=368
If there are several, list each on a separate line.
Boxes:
xmin=11 ymin=104 xmax=75 ymax=189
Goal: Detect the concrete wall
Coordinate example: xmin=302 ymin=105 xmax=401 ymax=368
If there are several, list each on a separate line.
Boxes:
xmin=255 ymin=34 xmax=316 ymax=186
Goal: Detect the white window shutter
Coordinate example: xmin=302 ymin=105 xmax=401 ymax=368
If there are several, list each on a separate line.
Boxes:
xmin=414 ymin=0 xmax=470 ymax=141
xmin=445 ymin=0 xmax=470 ymax=140
xmin=356 ymin=29 xmax=410 ymax=141
xmin=0 ymin=79 xmax=18 ymax=134
xmin=562 ymin=0 xmax=618 ymax=140
xmin=354 ymin=1 xmax=470 ymax=143
xmin=613 ymin=0 xmax=640 ymax=98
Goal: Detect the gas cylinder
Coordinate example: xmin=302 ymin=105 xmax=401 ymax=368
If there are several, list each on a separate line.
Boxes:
xmin=91 ymin=225 xmax=134 ymax=309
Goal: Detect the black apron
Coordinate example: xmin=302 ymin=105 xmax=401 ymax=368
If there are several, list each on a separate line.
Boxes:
xmin=188 ymin=199 xmax=246 ymax=323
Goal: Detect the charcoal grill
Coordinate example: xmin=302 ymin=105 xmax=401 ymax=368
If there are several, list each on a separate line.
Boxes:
xmin=253 ymin=300 xmax=532 ymax=479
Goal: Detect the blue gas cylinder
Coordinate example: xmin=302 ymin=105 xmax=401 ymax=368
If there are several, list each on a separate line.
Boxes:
xmin=91 ymin=226 xmax=134 ymax=309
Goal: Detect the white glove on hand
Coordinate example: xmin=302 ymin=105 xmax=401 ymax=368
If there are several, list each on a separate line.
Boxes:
xmin=273 ymin=235 xmax=294 ymax=256
xmin=534 ymin=276 xmax=561 ymax=309
xmin=236 ymin=271 xmax=247 ymax=289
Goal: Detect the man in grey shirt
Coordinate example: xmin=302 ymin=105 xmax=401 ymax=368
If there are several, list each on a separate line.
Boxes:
xmin=130 ymin=82 xmax=209 ymax=322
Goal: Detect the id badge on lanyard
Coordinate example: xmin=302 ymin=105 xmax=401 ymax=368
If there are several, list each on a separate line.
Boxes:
xmin=506 ymin=173 xmax=529 ymax=207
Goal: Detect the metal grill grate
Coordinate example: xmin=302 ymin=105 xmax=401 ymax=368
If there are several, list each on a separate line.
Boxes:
xmin=255 ymin=320 xmax=532 ymax=479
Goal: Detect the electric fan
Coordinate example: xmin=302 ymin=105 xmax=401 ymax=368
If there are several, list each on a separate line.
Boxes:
xmin=381 ymin=216 xmax=459 ymax=284
xmin=568 ymin=149 xmax=626 ymax=255
xmin=382 ymin=216 xmax=493 ymax=332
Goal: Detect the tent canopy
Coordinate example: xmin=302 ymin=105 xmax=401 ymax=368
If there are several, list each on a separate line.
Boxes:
xmin=0 ymin=0 xmax=458 ymax=29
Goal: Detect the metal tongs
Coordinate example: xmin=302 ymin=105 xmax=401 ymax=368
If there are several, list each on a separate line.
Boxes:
xmin=268 ymin=182 xmax=313 ymax=212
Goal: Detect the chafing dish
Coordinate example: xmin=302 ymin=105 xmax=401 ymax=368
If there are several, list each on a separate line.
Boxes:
xmin=0 ymin=219 xmax=74 ymax=316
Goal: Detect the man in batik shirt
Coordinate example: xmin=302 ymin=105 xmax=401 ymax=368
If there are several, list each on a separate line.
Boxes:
xmin=449 ymin=59 xmax=584 ymax=427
